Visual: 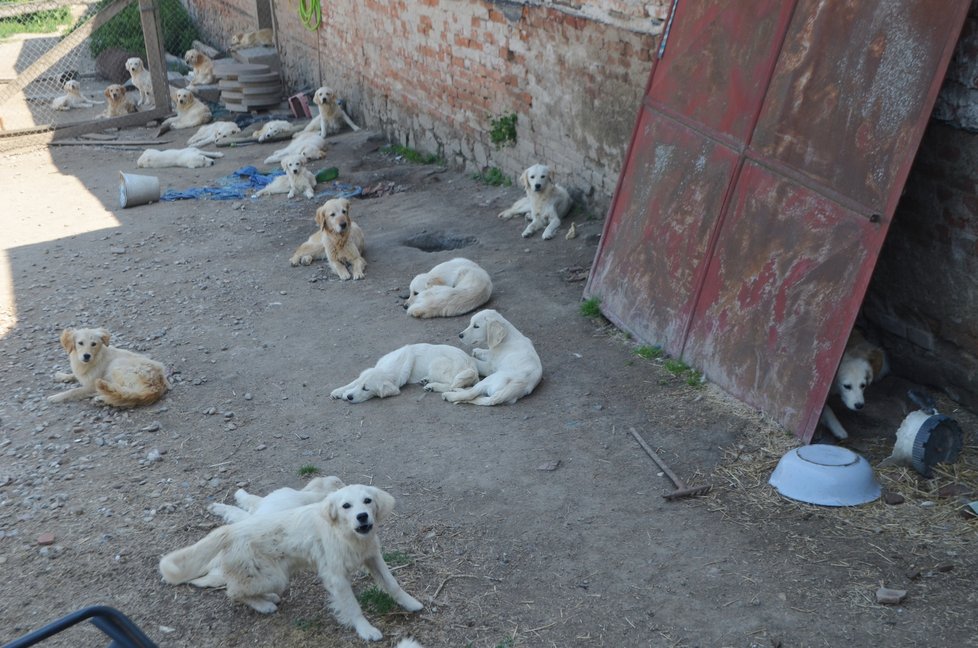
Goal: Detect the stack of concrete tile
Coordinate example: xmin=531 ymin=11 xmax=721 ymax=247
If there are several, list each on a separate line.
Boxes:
xmin=213 ymin=47 xmax=282 ymax=112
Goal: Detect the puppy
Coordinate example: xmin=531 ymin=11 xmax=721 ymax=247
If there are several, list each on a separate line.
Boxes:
xmin=442 ymin=309 xmax=543 ymax=406
xmin=48 ymin=327 xmax=169 ymax=408
xmin=297 ymin=86 xmax=361 ymax=138
xmin=125 ymin=57 xmax=153 ymax=106
xmin=157 ymin=88 xmax=212 ymax=136
xmin=264 ymin=131 xmax=326 ymax=165
xmin=252 ymin=119 xmax=297 ymax=143
xmin=254 ymin=154 xmax=317 ymax=199
xmin=159 ymin=484 xmax=423 ymax=642
xmin=184 ymin=48 xmax=216 ymax=87
xmin=404 ymin=258 xmax=492 ymax=319
xmin=187 ymin=121 xmax=240 ymax=147
xmin=102 ymin=84 xmax=137 ymax=118
xmin=209 ymin=476 xmax=345 ymax=524
xmin=137 ymin=147 xmax=223 ymax=169
xmin=51 ymin=79 xmax=104 ymax=111
xmin=819 ymin=330 xmax=888 ymax=440
xmin=498 ymin=163 xmax=573 ymax=239
xmin=290 ymin=198 xmax=366 ymax=280
xmin=331 ymin=343 xmax=479 ymax=403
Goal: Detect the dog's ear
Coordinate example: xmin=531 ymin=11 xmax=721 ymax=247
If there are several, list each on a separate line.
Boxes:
xmin=367 ymin=487 xmax=395 ymax=524
xmin=324 ymin=492 xmax=341 ymax=523
xmin=378 ymin=381 xmax=400 ymax=398
xmin=518 ymin=169 xmax=529 ymax=191
xmin=103 ymin=86 xmax=111 ymax=99
xmin=59 ymin=328 xmax=75 ymax=353
xmin=867 ymin=348 xmax=884 ymax=381
xmin=315 ymin=207 xmax=328 ymax=230
xmin=427 ymin=276 xmax=446 ymax=287
xmin=96 ymin=328 xmax=111 ymax=347
xmin=486 ymin=319 xmax=507 ymax=349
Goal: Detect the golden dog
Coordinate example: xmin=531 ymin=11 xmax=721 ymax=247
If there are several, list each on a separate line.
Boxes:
xmin=290 ymin=198 xmax=366 ymax=280
xmin=184 ymin=48 xmax=216 ymax=87
xmin=157 ymin=88 xmax=211 ymax=136
xmin=298 ymin=86 xmax=361 ymax=138
xmin=102 ymin=84 xmax=137 ymax=118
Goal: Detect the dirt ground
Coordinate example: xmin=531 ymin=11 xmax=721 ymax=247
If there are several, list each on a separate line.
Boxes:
xmin=0 ymin=125 xmax=975 ymax=648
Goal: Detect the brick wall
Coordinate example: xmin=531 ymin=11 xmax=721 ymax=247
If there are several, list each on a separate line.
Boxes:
xmin=863 ymin=0 xmax=978 ymax=409
xmin=191 ymin=0 xmax=667 ymax=210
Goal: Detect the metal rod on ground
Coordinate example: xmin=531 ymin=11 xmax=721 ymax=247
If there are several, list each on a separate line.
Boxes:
xmin=628 ymin=426 xmax=711 ymax=500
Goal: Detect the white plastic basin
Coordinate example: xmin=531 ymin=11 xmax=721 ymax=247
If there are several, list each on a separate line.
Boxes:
xmin=769 ymin=444 xmax=881 ymax=507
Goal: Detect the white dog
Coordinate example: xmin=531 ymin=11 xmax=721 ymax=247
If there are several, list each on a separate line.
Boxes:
xmin=187 ymin=121 xmax=240 ymax=147
xmin=819 ymin=330 xmax=888 ymax=440
xmin=159 ymin=484 xmax=423 ymax=642
xmin=498 ymin=163 xmax=572 ymax=240
xmin=404 ymin=258 xmax=492 ymax=319
xmin=254 ymin=154 xmax=317 ymax=199
xmin=125 ymin=57 xmax=153 ymax=106
xmin=51 ymin=79 xmax=104 ymax=111
xmin=208 ymin=476 xmax=345 ymax=523
xmin=264 ymin=131 xmax=326 ymax=165
xmin=252 ymin=119 xmax=296 ymax=142
xmin=331 ymin=343 xmax=479 ymax=403
xmin=157 ymin=88 xmax=212 ymax=136
xmin=297 ymin=86 xmax=361 ymax=138
xmin=137 ymin=147 xmax=223 ymax=169
xmin=443 ymin=309 xmax=542 ymax=406
xmin=48 ymin=327 xmax=170 ymax=408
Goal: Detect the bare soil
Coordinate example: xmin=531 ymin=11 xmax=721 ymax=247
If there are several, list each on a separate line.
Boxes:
xmin=0 ymin=127 xmax=975 ymax=648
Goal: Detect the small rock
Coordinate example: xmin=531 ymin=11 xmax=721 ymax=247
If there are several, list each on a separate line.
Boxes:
xmin=935 ymin=563 xmax=954 ymax=573
xmin=110 ymin=247 xmax=126 ymax=254
xmin=37 ymin=532 xmax=55 ymax=546
xmin=537 ymin=460 xmax=561 ymax=471
xmin=938 ymin=483 xmax=972 ymax=499
xmin=905 ymin=567 xmax=922 ymax=580
xmin=140 ymin=421 xmax=161 ymax=432
xmin=159 ymin=626 xmax=176 ymax=634
xmin=255 ymin=444 xmax=267 ymax=451
xmin=565 ymin=222 xmax=577 ymax=239
xmin=244 ymin=393 xmax=253 ymax=401
xmin=875 ymin=587 xmax=907 ymax=605
xmin=146 ymin=449 xmax=162 ymax=463
xmin=919 ymin=500 xmax=935 ymax=509
xmin=883 ymin=491 xmax=905 ymax=505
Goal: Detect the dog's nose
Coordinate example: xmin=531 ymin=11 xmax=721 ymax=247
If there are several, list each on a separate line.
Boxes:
xmin=534 ymin=183 xmax=542 ymax=191
xmin=346 ymin=394 xmax=354 ymax=401
xmin=339 ymin=222 xmax=347 ymax=230
xmin=458 ymin=333 xmax=464 ymax=339
xmin=854 ymin=402 xmax=864 ymax=410
xmin=356 ymin=512 xmax=369 ymax=523
xmin=82 ymin=353 xmax=91 ymax=361
xmin=402 ymin=303 xmax=409 ymax=310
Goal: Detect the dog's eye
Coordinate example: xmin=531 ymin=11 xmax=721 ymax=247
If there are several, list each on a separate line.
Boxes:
xmin=362 ymin=386 xmax=368 ymax=391
xmin=342 ymin=502 xmax=351 ymax=509
xmin=412 ymin=291 xmax=419 ymax=296
xmin=473 ymin=325 xmax=479 ymax=329
xmin=363 ymin=498 xmax=372 ymax=504
xmin=842 ymin=384 xmax=852 ymax=390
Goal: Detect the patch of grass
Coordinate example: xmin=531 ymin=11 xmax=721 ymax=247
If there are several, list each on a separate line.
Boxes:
xmin=635 ymin=345 xmax=663 ymax=360
xmin=489 ymin=113 xmax=517 ymax=148
xmin=382 ymin=550 xmax=411 ymax=567
xmin=662 ymin=357 xmax=705 ymax=388
xmin=381 ymin=144 xmax=444 ymax=165
xmin=472 ymin=166 xmax=511 ymax=187
xmin=357 ymin=586 xmax=396 ymax=615
xmin=686 ymin=370 xmax=704 ymax=387
xmin=580 ymin=297 xmax=602 ymax=318
xmin=0 ymin=5 xmax=71 ymax=39
xmin=494 ymin=639 xmax=515 ymax=648
xmin=292 ymin=617 xmax=324 ymax=632
xmin=664 ymin=358 xmax=689 ymax=375
xmin=87 ymin=0 xmax=199 ymax=59
xmin=297 ymin=465 xmax=319 ymax=478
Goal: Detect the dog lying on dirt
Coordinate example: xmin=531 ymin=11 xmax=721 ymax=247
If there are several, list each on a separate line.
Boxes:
xmin=252 ymin=120 xmax=297 ymax=143
xmin=442 ymin=309 xmax=543 ymax=406
xmin=331 ymin=343 xmax=479 ymax=403
xmin=819 ymin=329 xmax=888 ymax=440
xmin=298 ymin=86 xmax=361 ymax=138
xmin=48 ymin=327 xmax=169 ymax=408
xmin=187 ymin=121 xmax=240 ymax=147
xmin=254 ymin=154 xmax=317 ymax=199
xmin=159 ymin=484 xmax=423 ymax=642
xmin=184 ymin=48 xmax=216 ymax=87
xmin=125 ymin=57 xmax=153 ymax=106
xmin=498 ymin=163 xmax=573 ymax=240
xmin=264 ymin=131 xmax=327 ymax=165
xmin=290 ymin=198 xmax=366 ymax=279
xmin=404 ymin=257 xmax=492 ymax=319
xmin=156 ymin=89 xmax=212 ymax=136
xmin=102 ymin=84 xmax=137 ymax=118
xmin=137 ymin=147 xmax=223 ymax=169
xmin=51 ymin=79 xmax=104 ymax=111
xmin=208 ymin=476 xmax=345 ymax=523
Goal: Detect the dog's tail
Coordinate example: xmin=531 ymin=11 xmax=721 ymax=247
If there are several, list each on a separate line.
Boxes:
xmin=95 ymin=368 xmax=169 ymax=408
xmin=159 ymin=526 xmax=230 ymax=584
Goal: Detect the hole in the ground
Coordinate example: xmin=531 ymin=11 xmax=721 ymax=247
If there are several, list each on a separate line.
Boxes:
xmin=402 ymin=232 xmax=476 ymax=252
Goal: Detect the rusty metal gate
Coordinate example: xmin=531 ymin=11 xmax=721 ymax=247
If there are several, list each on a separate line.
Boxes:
xmin=585 ymin=0 xmax=970 ymax=441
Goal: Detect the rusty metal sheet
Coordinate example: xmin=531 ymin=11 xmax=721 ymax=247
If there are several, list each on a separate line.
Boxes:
xmin=586 ymin=0 xmax=969 ymax=441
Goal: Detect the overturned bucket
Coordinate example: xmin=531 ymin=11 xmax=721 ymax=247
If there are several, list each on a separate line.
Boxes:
xmin=119 ymin=172 xmax=160 ymax=208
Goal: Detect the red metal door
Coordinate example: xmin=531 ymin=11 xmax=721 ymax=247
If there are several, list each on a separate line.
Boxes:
xmin=585 ymin=0 xmax=969 ymax=441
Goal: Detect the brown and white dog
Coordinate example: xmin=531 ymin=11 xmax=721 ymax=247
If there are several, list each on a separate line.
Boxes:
xmin=297 ymin=86 xmax=361 ymax=138
xmin=819 ymin=329 xmax=888 ymax=440
xmin=184 ymin=48 xmax=216 ymax=87
xmin=125 ymin=57 xmax=153 ymax=106
xmin=51 ymin=79 xmax=104 ymax=111
xmin=289 ymin=198 xmax=366 ymax=280
xmin=498 ymin=163 xmax=573 ymax=240
xmin=102 ymin=84 xmax=137 ymax=118
xmin=254 ymin=154 xmax=317 ymax=199
xmin=157 ymin=88 xmax=212 ymax=136
xmin=48 ymin=327 xmax=170 ymax=408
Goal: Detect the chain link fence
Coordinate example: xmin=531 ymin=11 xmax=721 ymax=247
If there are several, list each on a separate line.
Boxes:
xmin=0 ymin=0 xmax=201 ymax=151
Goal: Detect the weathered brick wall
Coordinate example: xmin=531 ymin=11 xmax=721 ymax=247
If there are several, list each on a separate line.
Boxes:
xmin=863 ymin=0 xmax=978 ymax=409
xmin=195 ymin=0 xmax=667 ymax=210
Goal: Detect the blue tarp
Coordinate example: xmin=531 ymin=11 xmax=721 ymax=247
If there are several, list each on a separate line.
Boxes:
xmin=159 ymin=166 xmax=362 ymax=202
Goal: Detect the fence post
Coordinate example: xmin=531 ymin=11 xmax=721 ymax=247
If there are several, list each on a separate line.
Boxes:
xmin=138 ymin=0 xmax=170 ymax=114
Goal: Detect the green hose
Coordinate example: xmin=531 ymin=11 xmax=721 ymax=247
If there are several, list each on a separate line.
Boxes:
xmin=298 ymin=0 xmax=321 ymax=31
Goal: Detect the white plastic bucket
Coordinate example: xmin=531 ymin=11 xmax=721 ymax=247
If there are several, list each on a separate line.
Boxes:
xmin=119 ymin=172 xmax=160 ymax=208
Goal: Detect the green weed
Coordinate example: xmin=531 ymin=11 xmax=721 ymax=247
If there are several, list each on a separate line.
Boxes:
xmin=87 ymin=0 xmax=199 ymax=59
xmin=635 ymin=345 xmax=663 ymax=360
xmin=472 ymin=166 xmax=511 ymax=186
xmin=489 ymin=113 xmax=517 ymax=148
xmin=357 ymin=586 xmax=396 ymax=615
xmin=664 ymin=359 xmax=689 ymax=375
xmin=686 ymin=370 xmax=704 ymax=387
xmin=580 ymin=297 xmax=602 ymax=318
xmin=292 ymin=617 xmax=324 ymax=631
xmin=381 ymin=144 xmax=444 ymax=165
xmin=297 ymin=465 xmax=320 ymax=478
xmin=382 ymin=550 xmax=412 ymax=567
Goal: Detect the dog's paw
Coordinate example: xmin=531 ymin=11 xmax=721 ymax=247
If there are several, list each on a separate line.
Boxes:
xmin=243 ymin=597 xmax=278 ymax=614
xmin=352 ymin=271 xmax=365 ymax=280
xmin=354 ymin=621 xmax=383 ymax=642
xmin=262 ymin=593 xmax=281 ymax=604
xmin=329 ymin=389 xmax=344 ymax=400
xmin=54 ymin=372 xmax=74 ymax=382
xmin=542 ymin=230 xmax=556 ymax=240
xmin=399 ymin=595 xmax=423 ymax=612
xmin=47 ymin=393 xmax=64 ymax=403
xmin=304 ymin=189 xmax=315 ymax=199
